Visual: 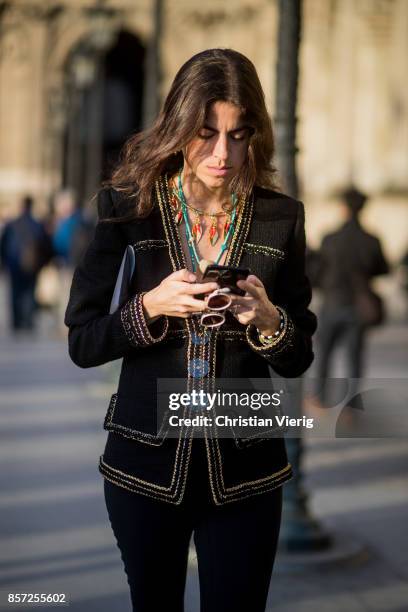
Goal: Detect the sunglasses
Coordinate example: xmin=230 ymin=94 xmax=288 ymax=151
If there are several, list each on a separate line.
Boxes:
xmin=200 ymin=288 xmax=232 ymax=328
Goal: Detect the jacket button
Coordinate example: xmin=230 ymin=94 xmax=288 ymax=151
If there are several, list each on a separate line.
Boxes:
xmin=191 ymin=332 xmax=210 ymax=345
xmin=188 ymin=358 xmax=209 ymax=378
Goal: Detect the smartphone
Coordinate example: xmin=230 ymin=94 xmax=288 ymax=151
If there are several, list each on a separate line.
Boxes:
xmin=199 ymin=264 xmax=250 ymax=297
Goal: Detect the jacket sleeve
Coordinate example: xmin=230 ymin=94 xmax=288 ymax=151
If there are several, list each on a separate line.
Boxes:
xmin=245 ymin=200 xmax=317 ymax=377
xmin=64 ymin=188 xmax=169 ymax=369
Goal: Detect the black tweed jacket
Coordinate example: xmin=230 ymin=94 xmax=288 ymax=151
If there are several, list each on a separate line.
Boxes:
xmin=65 ymin=174 xmax=317 ymax=505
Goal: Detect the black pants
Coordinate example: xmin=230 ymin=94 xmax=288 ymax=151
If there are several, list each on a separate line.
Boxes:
xmin=104 ymin=439 xmax=283 ymax=612
xmin=9 ymin=270 xmax=37 ymax=331
xmin=314 ymin=305 xmax=365 ymax=406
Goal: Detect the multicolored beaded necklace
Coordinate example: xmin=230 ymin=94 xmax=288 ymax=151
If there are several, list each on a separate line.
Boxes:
xmin=173 ymin=169 xmax=238 ymax=272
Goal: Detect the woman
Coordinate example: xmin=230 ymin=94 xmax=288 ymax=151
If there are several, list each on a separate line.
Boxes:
xmin=65 ymin=48 xmax=316 ymax=612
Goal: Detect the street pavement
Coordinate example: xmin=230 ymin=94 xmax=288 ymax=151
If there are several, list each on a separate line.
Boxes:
xmin=0 ymin=284 xmax=407 ymax=611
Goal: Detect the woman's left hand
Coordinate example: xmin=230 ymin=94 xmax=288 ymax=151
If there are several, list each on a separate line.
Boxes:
xmin=229 ymin=274 xmax=280 ymax=335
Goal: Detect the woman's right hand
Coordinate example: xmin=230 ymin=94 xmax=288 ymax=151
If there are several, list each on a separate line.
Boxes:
xmin=141 ymin=269 xmax=219 ymax=321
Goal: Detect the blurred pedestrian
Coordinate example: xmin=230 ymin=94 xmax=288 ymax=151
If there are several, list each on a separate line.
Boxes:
xmin=52 ymin=189 xmax=82 ymax=266
xmin=0 ymin=195 xmax=51 ymax=333
xmin=51 ymin=189 xmax=94 ymax=335
xmin=313 ymin=186 xmax=389 ymax=408
xmin=33 ymin=195 xmax=62 ymax=331
xmin=397 ymin=248 xmax=408 ymax=320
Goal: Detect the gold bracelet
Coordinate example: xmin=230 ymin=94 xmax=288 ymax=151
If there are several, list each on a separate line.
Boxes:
xmin=257 ymin=307 xmax=285 ymax=345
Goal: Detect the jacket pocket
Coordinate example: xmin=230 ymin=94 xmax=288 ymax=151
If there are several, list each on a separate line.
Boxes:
xmin=233 ymin=434 xmax=271 ymax=450
xmin=241 ymin=243 xmax=285 ymax=289
xmin=133 ymin=239 xmax=168 ymax=252
xmin=131 ymin=240 xmax=172 ymax=294
xmin=103 ymin=393 xmax=169 ymax=446
xmin=231 ymin=424 xmax=284 ymax=450
xmin=226 ymin=397 xmax=286 ymax=451
xmin=242 ymin=243 xmax=285 ymax=260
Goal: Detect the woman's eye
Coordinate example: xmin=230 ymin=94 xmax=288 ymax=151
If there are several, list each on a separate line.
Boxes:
xmin=198 ymin=130 xmax=214 ymax=140
xmin=197 ymin=128 xmax=250 ymax=141
xmin=231 ymin=131 xmax=247 ymax=141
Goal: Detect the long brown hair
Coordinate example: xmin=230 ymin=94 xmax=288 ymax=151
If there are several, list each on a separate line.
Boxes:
xmin=105 ymin=48 xmax=277 ymax=220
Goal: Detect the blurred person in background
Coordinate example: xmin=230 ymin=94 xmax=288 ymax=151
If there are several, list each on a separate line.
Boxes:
xmin=33 ymin=194 xmax=65 ymax=333
xmin=52 ymin=189 xmax=94 ymax=335
xmin=0 ymin=195 xmax=52 ymax=333
xmin=397 ymin=248 xmax=408 ymax=320
xmin=312 ymin=186 xmax=389 ymax=410
xmin=52 ymin=188 xmax=82 ymax=265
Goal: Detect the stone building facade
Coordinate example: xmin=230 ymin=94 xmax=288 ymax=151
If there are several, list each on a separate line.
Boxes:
xmin=0 ymin=0 xmax=407 ymax=264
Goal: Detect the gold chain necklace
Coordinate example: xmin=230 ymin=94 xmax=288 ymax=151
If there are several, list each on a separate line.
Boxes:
xmin=182 ymin=200 xmax=233 ymax=217
xmin=169 ymin=178 xmax=240 ymax=246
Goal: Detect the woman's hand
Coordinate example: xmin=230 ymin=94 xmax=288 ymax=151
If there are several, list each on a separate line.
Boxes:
xmin=142 ymin=269 xmax=219 ymax=321
xmin=230 ymin=274 xmax=280 ymax=335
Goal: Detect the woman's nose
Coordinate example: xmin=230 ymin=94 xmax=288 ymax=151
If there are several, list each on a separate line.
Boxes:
xmin=213 ymin=133 xmax=229 ymax=161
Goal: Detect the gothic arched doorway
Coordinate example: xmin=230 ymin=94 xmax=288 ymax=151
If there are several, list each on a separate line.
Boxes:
xmin=63 ymin=30 xmax=145 ymax=204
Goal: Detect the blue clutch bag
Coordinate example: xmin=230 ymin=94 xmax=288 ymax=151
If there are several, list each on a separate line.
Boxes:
xmin=109 ymin=245 xmax=136 ymax=314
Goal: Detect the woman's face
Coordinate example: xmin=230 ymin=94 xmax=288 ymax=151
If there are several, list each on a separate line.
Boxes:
xmin=183 ymin=101 xmax=251 ymax=192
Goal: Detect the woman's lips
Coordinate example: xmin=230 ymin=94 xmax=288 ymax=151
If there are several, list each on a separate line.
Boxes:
xmin=207 ymin=166 xmax=231 ymax=176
